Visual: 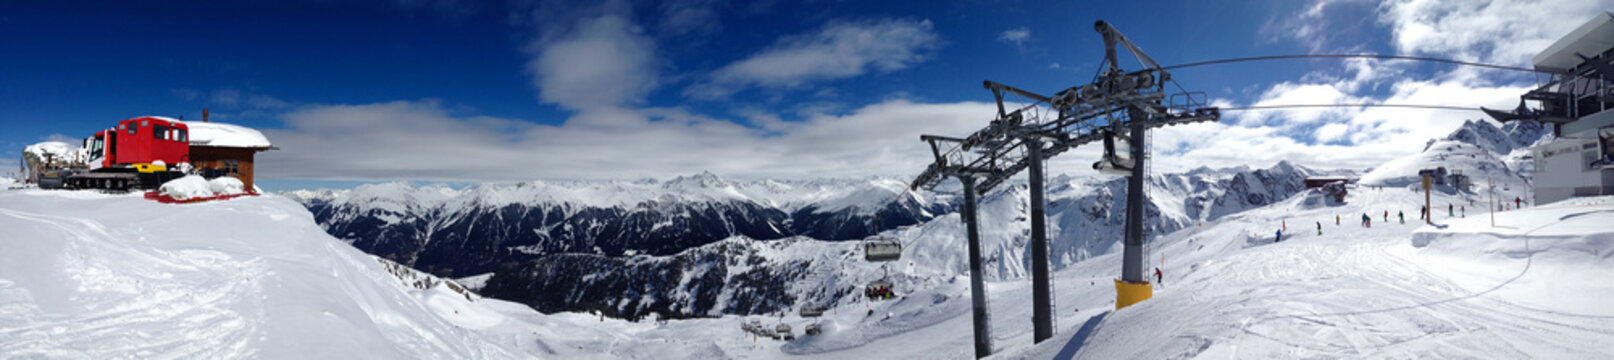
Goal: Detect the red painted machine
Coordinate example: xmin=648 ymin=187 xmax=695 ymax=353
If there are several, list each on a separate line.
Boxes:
xmin=43 ymin=116 xmax=192 ymax=190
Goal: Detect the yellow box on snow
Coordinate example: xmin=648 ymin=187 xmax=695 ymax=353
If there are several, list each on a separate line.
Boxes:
xmin=1114 ymin=278 xmax=1153 ymax=310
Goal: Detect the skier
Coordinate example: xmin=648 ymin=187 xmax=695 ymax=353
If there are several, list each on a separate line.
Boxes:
xmin=1316 ymin=221 xmax=1322 ymax=235
xmin=1515 ymin=197 xmax=1521 ymax=209
xmin=1461 ymin=206 xmax=1466 ymax=217
xmin=1398 ymin=210 xmax=1404 ymax=224
xmin=1361 ymin=213 xmax=1370 ymax=228
xmin=1383 ymin=210 xmax=1388 ymax=223
xmin=1335 ymin=215 xmax=1340 ymax=225
xmin=1449 ymin=203 xmax=1454 ymax=217
xmin=1276 ymin=229 xmax=1282 ymax=242
xmin=1154 ymin=268 xmax=1162 ymax=285
xmin=1419 ymin=206 xmax=1426 ymax=220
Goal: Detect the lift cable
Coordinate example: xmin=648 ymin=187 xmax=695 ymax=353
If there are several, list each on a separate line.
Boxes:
xmin=1219 ymin=103 xmax=1482 ymax=112
xmin=1158 ymin=54 xmax=1548 ymax=74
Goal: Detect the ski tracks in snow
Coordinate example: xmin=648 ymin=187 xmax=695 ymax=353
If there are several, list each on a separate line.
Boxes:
xmin=0 ymin=207 xmax=266 ymax=359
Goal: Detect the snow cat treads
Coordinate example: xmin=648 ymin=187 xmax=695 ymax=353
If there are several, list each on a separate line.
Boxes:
xmin=1114 ymin=278 xmax=1152 ymax=310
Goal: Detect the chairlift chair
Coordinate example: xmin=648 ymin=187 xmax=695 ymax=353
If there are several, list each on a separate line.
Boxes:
xmin=799 ymin=304 xmax=825 ymax=318
xmin=805 ymin=323 xmax=823 ymax=336
xmin=1093 ymin=129 xmax=1136 ymax=176
xmin=776 ymin=323 xmax=794 ymax=340
xmin=863 ymin=235 xmax=902 ymax=262
xmin=865 ymin=280 xmax=895 ymax=300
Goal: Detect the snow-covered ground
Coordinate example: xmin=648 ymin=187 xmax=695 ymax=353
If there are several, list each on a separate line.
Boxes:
xmin=1007 ymin=190 xmax=1614 ymax=359
xmin=3 ymin=118 xmax=1607 ymax=358
xmin=5 ymin=185 xmax=1608 ymax=359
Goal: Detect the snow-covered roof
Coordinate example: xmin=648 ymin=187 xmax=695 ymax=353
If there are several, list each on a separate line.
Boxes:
xmin=182 ymin=121 xmax=273 ymax=148
xmin=23 ymin=141 xmax=77 ymax=159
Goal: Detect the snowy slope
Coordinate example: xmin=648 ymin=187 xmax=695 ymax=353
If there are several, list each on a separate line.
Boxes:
xmin=1010 ymin=193 xmax=1614 ymax=359
xmin=0 ymin=190 xmax=528 ymax=358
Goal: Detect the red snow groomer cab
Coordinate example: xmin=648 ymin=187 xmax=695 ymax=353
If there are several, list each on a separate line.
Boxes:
xmin=65 ymin=116 xmax=191 ymax=190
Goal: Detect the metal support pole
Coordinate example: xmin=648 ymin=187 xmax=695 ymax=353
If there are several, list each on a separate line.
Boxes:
xmin=1121 ymin=108 xmax=1148 ymax=284
xmin=1027 ymin=138 xmax=1053 ymax=343
xmin=961 ymin=176 xmax=993 ymax=358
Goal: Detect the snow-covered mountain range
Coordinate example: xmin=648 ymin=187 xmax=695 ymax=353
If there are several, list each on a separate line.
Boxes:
xmin=285 ymin=173 xmax=950 ymax=279
xmin=287 ymin=162 xmax=1359 ymax=318
xmin=284 ymin=119 xmax=1550 ymax=319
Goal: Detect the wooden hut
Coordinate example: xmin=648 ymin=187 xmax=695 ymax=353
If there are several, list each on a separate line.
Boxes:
xmin=185 ymin=111 xmax=274 ymax=191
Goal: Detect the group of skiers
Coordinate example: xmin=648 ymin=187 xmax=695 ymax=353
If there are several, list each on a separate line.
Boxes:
xmin=1316 ymin=196 xmax=1528 ymax=236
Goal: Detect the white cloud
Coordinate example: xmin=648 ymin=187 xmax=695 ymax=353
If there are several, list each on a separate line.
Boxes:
xmin=1314 ymin=123 xmax=1350 ymax=143
xmin=999 ymin=27 xmax=1030 ymax=47
xmin=258 ymin=99 xmax=996 ymax=181
xmin=526 ymin=15 xmax=658 ymax=111
xmin=1261 ymin=0 xmax=1374 ymax=52
xmin=1239 ymin=82 xmax=1371 ymax=126
xmin=1178 ymin=0 xmax=1604 ymax=173
xmin=170 ymin=88 xmax=200 ymax=101
xmin=205 ymin=88 xmax=289 ymax=110
xmin=1377 ymin=0 xmax=1612 ymax=65
xmin=686 ymin=18 xmax=941 ymax=99
xmin=261 ymin=0 xmax=1609 ymax=185
xmin=656 ymin=0 xmax=722 ymax=36
xmin=211 ymin=89 xmax=242 ymax=106
xmin=40 ymin=134 xmax=79 ymax=144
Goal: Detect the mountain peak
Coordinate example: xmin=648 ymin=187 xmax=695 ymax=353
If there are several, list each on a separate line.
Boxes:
xmin=662 ymin=171 xmax=732 ymax=190
xmin=1442 ymin=118 xmax=1550 ymax=156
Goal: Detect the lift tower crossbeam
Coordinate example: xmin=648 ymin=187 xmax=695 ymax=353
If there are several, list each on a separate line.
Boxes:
xmin=909 ymin=20 xmax=1218 ymax=357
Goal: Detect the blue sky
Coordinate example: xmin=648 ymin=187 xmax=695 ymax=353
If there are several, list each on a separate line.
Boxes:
xmin=2 ymin=0 xmax=1607 ymax=191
